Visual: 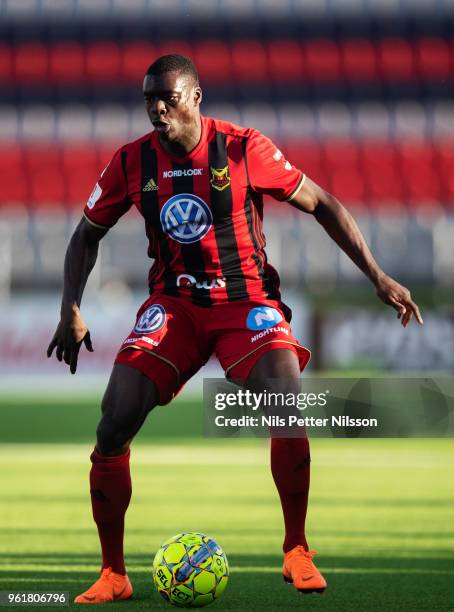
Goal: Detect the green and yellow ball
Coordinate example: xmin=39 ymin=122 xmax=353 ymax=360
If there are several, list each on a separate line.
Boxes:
xmin=152 ymin=532 xmax=229 ymax=607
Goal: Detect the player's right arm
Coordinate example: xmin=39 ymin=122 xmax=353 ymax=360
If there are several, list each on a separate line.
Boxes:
xmin=47 ymin=219 xmax=107 ymax=373
xmin=47 ymin=147 xmax=132 ymax=373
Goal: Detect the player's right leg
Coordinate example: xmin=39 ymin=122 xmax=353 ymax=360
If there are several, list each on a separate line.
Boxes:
xmin=74 ymin=364 xmax=159 ymax=604
xmin=75 ymin=295 xmax=210 ymax=604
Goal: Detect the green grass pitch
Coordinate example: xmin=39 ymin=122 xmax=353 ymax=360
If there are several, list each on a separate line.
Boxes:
xmin=0 ymin=397 xmax=453 ymax=610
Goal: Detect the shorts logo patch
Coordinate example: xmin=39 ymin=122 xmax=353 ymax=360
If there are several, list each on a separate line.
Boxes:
xmin=246 ymin=306 xmax=283 ymax=331
xmin=160 ymin=193 xmax=212 ymax=244
xmin=134 ymin=304 xmax=166 ymax=334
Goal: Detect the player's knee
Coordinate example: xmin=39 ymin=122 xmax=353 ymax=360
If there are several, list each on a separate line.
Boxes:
xmin=247 ymin=349 xmax=301 ymax=384
xmin=96 ymin=413 xmax=130 ymax=455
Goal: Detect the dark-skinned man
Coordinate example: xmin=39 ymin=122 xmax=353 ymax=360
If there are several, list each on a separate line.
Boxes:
xmin=48 ymin=54 xmax=423 ymax=604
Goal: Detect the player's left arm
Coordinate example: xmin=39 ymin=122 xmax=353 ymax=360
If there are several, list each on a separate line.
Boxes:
xmin=289 ymin=177 xmax=423 ymax=328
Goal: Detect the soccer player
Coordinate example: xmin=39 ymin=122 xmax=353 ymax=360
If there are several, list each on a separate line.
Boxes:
xmin=48 ymin=55 xmax=423 ymax=604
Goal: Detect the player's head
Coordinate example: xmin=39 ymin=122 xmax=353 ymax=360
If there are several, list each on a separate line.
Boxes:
xmin=143 ymin=54 xmax=202 ymax=143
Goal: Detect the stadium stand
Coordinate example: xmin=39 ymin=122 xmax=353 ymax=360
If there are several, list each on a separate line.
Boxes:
xmin=0 ymin=0 xmax=452 ymax=291
xmin=1 ymin=37 xmax=453 ymax=87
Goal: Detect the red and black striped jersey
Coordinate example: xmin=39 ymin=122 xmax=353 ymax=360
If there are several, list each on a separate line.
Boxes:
xmin=83 ymin=115 xmax=305 ymax=306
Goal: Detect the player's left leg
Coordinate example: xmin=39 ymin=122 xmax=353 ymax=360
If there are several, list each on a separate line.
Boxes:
xmin=246 ymin=349 xmax=309 ymax=551
xmin=213 ymin=300 xmax=326 ymax=593
xmin=246 ymin=349 xmax=327 ymax=594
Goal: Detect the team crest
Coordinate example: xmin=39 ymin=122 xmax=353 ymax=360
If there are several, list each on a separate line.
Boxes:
xmin=210 ymin=165 xmax=231 ymax=191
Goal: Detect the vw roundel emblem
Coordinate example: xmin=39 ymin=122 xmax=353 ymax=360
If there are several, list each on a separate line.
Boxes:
xmin=134 ymin=304 xmax=166 ymax=334
xmin=160 ymin=193 xmax=213 ymax=244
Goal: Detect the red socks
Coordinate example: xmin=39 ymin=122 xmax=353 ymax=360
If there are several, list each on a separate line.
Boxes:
xmin=88 ymin=439 xmax=309 ymax=571
xmin=271 ymin=437 xmax=310 ymax=552
xmin=89 ymin=448 xmax=132 ymax=575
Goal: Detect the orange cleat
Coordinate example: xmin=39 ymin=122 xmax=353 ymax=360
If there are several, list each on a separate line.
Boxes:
xmin=282 ymin=546 xmax=327 ymax=594
xmin=74 ymin=567 xmax=133 ymax=604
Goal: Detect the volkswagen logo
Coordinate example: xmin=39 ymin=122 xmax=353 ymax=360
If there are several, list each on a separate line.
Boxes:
xmin=160 ymin=193 xmax=213 ymax=244
xmin=134 ymin=304 xmax=166 ymax=334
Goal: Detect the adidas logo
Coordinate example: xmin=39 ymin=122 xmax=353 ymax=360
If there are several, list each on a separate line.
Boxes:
xmin=143 ymin=178 xmax=158 ymax=192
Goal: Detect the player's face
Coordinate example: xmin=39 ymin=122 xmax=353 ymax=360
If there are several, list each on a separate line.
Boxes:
xmin=143 ymin=71 xmax=202 ymax=144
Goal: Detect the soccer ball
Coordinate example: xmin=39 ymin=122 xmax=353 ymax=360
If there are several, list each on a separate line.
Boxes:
xmin=152 ymin=532 xmax=229 ymax=607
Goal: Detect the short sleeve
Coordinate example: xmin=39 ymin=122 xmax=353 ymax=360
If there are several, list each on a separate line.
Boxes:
xmin=246 ymin=130 xmax=305 ymax=201
xmin=83 ymin=148 xmax=131 ymax=228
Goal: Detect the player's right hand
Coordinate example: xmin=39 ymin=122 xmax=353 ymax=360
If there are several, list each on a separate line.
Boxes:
xmin=47 ymin=304 xmax=93 ymax=374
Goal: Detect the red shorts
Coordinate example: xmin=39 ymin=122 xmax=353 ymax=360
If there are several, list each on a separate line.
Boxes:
xmin=115 ymin=294 xmax=310 ymax=404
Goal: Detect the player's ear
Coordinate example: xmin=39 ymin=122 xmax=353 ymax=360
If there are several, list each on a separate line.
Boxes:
xmin=193 ymin=86 xmax=202 ymax=107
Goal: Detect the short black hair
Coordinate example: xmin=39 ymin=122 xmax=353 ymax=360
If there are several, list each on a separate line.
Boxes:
xmin=146 ymin=54 xmax=199 ymax=85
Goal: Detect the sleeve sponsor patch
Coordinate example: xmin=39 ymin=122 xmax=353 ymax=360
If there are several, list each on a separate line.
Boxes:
xmin=87 ymin=182 xmax=102 ymax=209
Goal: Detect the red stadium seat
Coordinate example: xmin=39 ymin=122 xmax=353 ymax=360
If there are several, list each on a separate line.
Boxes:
xmin=195 ymin=41 xmax=232 ymax=83
xmin=360 ymin=143 xmax=405 ymax=206
xmin=97 ymin=143 xmax=120 ymax=170
xmin=0 ymin=145 xmax=27 ymax=204
xmin=231 ymin=40 xmax=268 ymax=82
xmin=441 ymin=174 xmax=454 ymax=208
xmin=284 ymin=141 xmax=324 ymax=184
xmin=303 ymin=39 xmax=341 ymax=82
xmin=341 ymin=39 xmax=377 ymax=82
xmin=121 ymin=42 xmax=156 ymax=82
xmin=323 ymin=140 xmax=360 ymax=171
xmin=157 ymin=41 xmax=194 ymax=62
xmin=403 ymin=166 xmax=441 ymax=202
xmin=378 ymin=39 xmax=415 ymax=81
xmin=361 ymin=142 xmax=398 ymax=171
xmin=268 ymin=40 xmax=304 ymax=82
xmin=23 ymin=146 xmax=65 ymax=207
xmin=85 ymin=43 xmax=122 ymax=82
xmin=29 ymin=168 xmax=66 ymax=209
xmin=434 ymin=141 xmax=454 ymax=205
xmin=61 ymin=146 xmax=100 ymax=206
xmin=322 ymin=141 xmax=365 ymax=203
xmin=416 ymin=37 xmax=451 ymax=81
xmin=397 ymin=141 xmax=441 ymax=201
xmin=0 ymin=43 xmax=13 ymax=82
xmin=48 ymin=43 xmax=85 ymax=83
xmin=14 ymin=43 xmax=49 ymax=82
xmin=435 ymin=140 xmax=454 ymax=173
xmin=330 ymin=168 xmax=366 ymax=205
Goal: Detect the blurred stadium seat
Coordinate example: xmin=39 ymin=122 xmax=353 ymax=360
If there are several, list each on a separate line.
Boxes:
xmin=195 ymin=41 xmax=232 ymax=83
xmin=14 ymin=43 xmax=49 ymax=82
xmin=0 ymin=37 xmax=452 ymax=88
xmin=268 ymin=40 xmax=303 ymax=82
xmin=231 ymin=40 xmax=268 ymax=83
xmin=0 ymin=146 xmax=27 ymax=205
xmin=304 ymin=39 xmax=342 ymax=82
xmin=48 ymin=43 xmax=85 ymax=84
xmin=416 ymin=37 xmax=451 ymax=81
xmin=61 ymin=145 xmax=99 ymax=206
xmin=85 ymin=43 xmax=122 ymax=83
xmin=56 ymin=105 xmax=93 ymax=141
xmin=341 ymin=39 xmax=378 ymax=82
xmin=121 ymin=42 xmax=156 ymax=82
xmin=378 ymin=39 xmax=415 ymax=82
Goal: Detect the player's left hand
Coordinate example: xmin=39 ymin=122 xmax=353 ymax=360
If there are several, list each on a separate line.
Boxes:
xmin=374 ymin=274 xmax=423 ymax=327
